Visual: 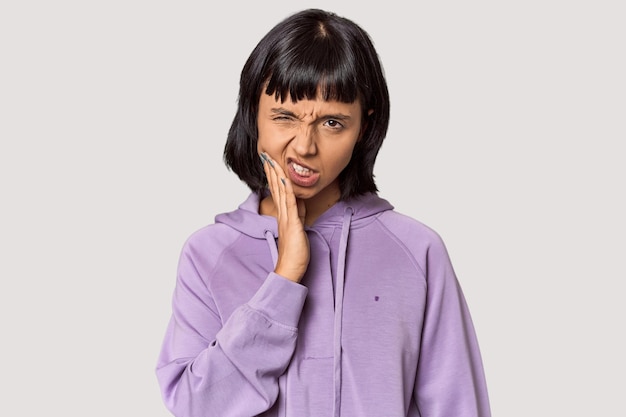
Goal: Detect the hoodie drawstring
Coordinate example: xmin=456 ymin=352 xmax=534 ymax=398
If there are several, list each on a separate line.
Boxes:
xmin=264 ymin=230 xmax=278 ymax=268
xmin=263 ymin=208 xmax=354 ymax=417
xmin=333 ymin=207 xmax=354 ymax=417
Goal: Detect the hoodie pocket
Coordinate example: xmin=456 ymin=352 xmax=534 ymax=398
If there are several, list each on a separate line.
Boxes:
xmin=284 ymin=356 xmax=333 ymax=417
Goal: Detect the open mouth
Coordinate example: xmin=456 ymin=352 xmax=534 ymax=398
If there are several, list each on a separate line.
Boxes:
xmin=287 ymin=159 xmax=320 ymax=187
xmin=292 ymin=161 xmax=312 ymax=176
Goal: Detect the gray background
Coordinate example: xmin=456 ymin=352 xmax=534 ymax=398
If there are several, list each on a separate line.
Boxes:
xmin=1 ymin=1 xmax=624 ymax=415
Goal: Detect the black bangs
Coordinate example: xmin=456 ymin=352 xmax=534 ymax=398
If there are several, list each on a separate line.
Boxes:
xmin=263 ymin=24 xmax=360 ymax=104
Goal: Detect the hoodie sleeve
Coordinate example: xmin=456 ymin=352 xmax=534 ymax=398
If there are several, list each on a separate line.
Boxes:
xmin=414 ymin=235 xmax=491 ymax=417
xmin=156 ymin=240 xmax=308 ymax=417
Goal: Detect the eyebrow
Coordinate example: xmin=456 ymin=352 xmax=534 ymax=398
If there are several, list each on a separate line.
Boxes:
xmin=269 ymin=107 xmax=352 ymax=121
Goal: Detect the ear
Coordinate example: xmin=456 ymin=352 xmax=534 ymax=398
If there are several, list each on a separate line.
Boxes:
xmin=358 ymin=109 xmax=374 ymax=142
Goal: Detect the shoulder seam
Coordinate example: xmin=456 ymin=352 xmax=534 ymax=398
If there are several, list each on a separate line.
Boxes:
xmin=373 ymin=216 xmax=427 ymax=284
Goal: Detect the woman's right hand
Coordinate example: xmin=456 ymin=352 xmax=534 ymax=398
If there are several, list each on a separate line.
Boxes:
xmin=261 ymin=153 xmax=310 ymax=283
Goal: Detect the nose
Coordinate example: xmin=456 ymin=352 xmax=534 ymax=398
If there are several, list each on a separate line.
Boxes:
xmin=290 ymin=128 xmax=317 ymax=156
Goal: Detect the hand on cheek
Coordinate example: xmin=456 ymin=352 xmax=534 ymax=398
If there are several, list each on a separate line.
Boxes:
xmin=260 ymin=153 xmax=309 ymax=283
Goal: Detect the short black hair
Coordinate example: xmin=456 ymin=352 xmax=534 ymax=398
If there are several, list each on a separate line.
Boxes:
xmin=223 ymin=9 xmax=390 ymax=200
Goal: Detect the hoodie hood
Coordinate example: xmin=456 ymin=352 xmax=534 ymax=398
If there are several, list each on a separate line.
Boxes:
xmin=215 ymin=191 xmax=394 ymax=238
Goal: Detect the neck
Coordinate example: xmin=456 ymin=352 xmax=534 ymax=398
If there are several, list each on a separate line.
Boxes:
xmin=301 ymin=185 xmax=341 ymax=226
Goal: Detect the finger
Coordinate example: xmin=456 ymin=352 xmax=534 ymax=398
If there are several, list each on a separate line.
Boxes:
xmin=262 ymin=153 xmax=288 ymax=216
xmin=261 ymin=154 xmax=280 ymax=207
xmin=262 ymin=153 xmax=302 ymax=226
xmin=267 ymin=155 xmax=298 ymax=220
xmin=281 ymin=173 xmax=299 ymax=217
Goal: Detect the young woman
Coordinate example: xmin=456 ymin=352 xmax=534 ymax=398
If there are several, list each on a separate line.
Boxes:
xmin=156 ymin=9 xmax=491 ymax=417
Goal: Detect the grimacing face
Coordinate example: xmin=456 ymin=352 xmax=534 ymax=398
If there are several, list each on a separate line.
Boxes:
xmin=256 ymin=91 xmax=364 ymax=203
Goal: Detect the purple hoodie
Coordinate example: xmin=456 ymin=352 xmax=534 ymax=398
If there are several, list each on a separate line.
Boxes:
xmin=156 ymin=192 xmax=491 ymax=416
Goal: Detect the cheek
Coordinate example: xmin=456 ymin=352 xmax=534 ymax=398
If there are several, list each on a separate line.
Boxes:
xmin=257 ymin=134 xmax=279 ymax=155
xmin=331 ymin=142 xmax=358 ymax=171
xmin=256 ymin=123 xmax=274 ymax=153
xmin=256 ymin=137 xmax=265 ymax=154
xmin=257 ymin=126 xmax=292 ymax=154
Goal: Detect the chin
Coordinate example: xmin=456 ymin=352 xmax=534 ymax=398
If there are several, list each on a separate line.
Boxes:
xmin=294 ymin=191 xmax=315 ymax=200
xmin=293 ymin=188 xmax=320 ymax=200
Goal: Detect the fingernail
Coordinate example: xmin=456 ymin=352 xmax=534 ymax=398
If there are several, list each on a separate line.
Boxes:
xmin=263 ymin=153 xmax=275 ymax=167
xmin=259 ymin=153 xmax=266 ymax=164
xmin=280 ymin=178 xmax=286 ymax=185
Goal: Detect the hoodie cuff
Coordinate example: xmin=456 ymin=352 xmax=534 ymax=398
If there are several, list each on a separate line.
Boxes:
xmin=247 ymin=272 xmax=308 ymax=329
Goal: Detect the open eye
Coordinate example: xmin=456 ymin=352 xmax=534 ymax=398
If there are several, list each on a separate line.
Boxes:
xmin=324 ymin=119 xmax=344 ymax=129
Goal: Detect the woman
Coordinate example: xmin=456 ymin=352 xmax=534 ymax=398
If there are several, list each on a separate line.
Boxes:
xmin=156 ymin=8 xmax=491 ymax=417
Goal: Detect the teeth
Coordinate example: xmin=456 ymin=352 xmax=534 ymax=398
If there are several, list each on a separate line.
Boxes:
xmin=292 ymin=162 xmax=311 ymax=175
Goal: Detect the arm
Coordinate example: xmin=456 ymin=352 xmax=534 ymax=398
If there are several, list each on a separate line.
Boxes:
xmin=157 ymin=153 xmax=309 ymax=416
xmin=414 ymin=236 xmax=491 ymax=417
xmin=156 ymin=243 xmax=308 ymax=417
